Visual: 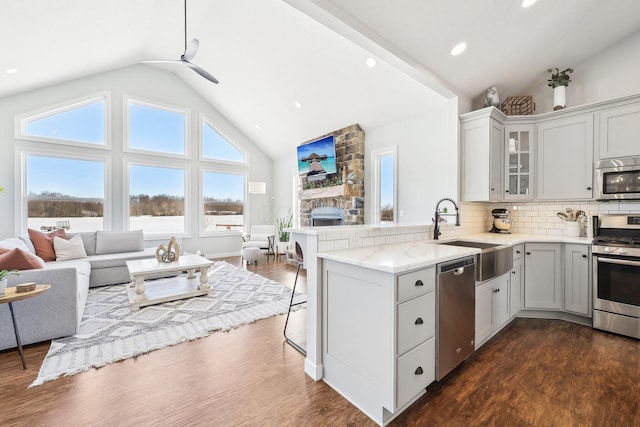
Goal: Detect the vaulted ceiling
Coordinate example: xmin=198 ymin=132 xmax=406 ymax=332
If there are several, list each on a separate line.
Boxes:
xmin=2 ymin=0 xmax=639 ymax=159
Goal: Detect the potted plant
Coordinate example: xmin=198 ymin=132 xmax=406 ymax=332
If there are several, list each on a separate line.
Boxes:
xmin=0 ymin=269 xmax=18 ymax=297
xmin=275 ymin=211 xmax=293 ymax=255
xmin=547 ymin=67 xmax=573 ymax=110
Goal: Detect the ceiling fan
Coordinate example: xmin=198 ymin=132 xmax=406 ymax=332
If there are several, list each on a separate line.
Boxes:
xmin=142 ymin=0 xmax=219 ymax=84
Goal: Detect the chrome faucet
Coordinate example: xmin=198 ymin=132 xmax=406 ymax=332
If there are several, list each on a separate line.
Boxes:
xmin=433 ymin=197 xmax=460 ymax=240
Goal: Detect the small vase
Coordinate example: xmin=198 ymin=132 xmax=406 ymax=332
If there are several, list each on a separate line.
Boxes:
xmin=0 ymin=278 xmax=7 ymax=297
xmin=553 ymin=86 xmax=566 ymax=110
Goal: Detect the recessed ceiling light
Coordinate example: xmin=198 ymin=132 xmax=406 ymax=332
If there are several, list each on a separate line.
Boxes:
xmin=4 ymin=68 xmax=18 ymax=74
xmin=366 ymin=57 xmax=377 ymax=68
xmin=294 ymin=101 xmax=302 ymax=109
xmin=450 ymin=42 xmax=467 ymax=56
xmin=521 ymin=0 xmax=538 ymax=7
xmin=255 ymin=124 xmax=262 ymax=131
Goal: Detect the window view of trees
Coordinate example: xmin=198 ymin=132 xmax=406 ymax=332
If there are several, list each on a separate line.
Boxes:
xmin=203 ymin=171 xmax=245 ymax=232
xmin=129 ymin=164 xmax=186 ymax=235
xmin=25 ymin=155 xmax=105 ymax=232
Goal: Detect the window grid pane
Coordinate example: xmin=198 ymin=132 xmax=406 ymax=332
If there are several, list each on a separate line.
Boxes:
xmin=26 ymin=155 xmax=105 ymax=232
xmin=202 ymin=121 xmax=246 ymax=163
xmin=130 ymin=165 xmax=185 ymax=235
xmin=203 ymin=171 xmax=245 ymax=232
xmin=128 ymin=101 xmax=186 ymax=155
xmin=24 ymin=99 xmax=105 ymax=145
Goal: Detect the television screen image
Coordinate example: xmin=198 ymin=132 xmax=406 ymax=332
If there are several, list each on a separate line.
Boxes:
xmin=297 ymin=135 xmax=337 ymax=180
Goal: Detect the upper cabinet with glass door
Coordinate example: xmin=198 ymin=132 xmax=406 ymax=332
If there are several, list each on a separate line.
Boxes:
xmin=504 ymin=125 xmax=535 ymax=200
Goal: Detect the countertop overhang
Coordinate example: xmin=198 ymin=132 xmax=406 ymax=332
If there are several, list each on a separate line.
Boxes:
xmin=317 ymin=232 xmax=591 ymax=274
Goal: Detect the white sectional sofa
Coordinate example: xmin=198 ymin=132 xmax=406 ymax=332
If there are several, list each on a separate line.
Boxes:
xmin=0 ymin=230 xmax=157 ymax=351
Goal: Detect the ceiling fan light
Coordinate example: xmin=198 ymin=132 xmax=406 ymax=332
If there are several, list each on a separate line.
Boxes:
xmin=450 ymin=42 xmax=467 ymax=56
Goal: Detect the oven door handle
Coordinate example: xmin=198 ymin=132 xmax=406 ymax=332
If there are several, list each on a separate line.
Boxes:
xmin=596 ymin=256 xmax=640 ymax=267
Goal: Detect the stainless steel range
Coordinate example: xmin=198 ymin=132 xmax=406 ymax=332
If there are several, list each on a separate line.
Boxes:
xmin=592 ymin=214 xmax=640 ymax=339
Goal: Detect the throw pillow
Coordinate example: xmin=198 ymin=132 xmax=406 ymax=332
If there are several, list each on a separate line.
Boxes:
xmin=95 ymin=230 xmax=144 ymax=254
xmin=28 ymin=228 xmax=68 ymax=262
xmin=0 ymin=248 xmax=46 ymax=270
xmin=0 ymin=237 xmax=31 ymax=253
xmin=53 ymin=234 xmax=88 ymax=261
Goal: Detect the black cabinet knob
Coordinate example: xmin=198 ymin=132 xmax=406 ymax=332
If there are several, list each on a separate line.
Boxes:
xmin=516 ymin=250 xmax=521 ymax=254
xmin=582 ymin=254 xmax=587 ymax=258
xmin=415 ymin=367 xmax=423 ymax=375
xmin=491 ymin=187 xmax=495 ymax=191
xmin=512 ymin=271 xmax=516 ymax=275
xmin=526 ymin=252 xmax=531 ymax=255
xmin=415 ymin=280 xmax=424 ymax=287
xmin=415 ymin=318 xmax=424 ymax=325
xmin=505 ymin=190 xmax=510 ymax=193
xmin=587 ymin=186 xmax=592 ymax=191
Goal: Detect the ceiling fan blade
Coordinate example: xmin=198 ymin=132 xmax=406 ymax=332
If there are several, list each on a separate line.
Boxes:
xmin=182 ymin=39 xmax=199 ymax=61
xmin=141 ymin=59 xmax=183 ymax=64
xmin=184 ymin=61 xmax=219 ymax=84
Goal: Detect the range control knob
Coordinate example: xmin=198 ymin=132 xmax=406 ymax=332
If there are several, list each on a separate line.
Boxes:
xmin=604 ymin=247 xmax=613 ymax=253
xmin=618 ymin=248 xmax=628 ymax=255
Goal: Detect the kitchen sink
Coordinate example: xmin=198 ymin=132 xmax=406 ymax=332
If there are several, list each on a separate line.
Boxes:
xmin=439 ymin=240 xmax=513 ymax=281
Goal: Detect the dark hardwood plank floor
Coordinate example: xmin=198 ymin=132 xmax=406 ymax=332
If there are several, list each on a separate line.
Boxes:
xmin=1 ymin=256 xmax=639 ymax=426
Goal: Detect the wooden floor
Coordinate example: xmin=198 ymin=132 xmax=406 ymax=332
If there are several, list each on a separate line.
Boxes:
xmin=1 ymin=256 xmax=639 ymax=426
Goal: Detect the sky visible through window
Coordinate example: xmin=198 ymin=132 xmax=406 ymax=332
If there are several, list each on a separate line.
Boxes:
xmin=203 ymin=172 xmax=244 ymax=201
xmin=25 ymin=99 xmax=104 ymax=144
xmin=203 ymin=121 xmax=245 ymax=163
xmin=380 ymin=154 xmax=393 ymax=208
xmin=27 ymin=155 xmax=104 ymax=198
xmin=128 ymin=101 xmax=186 ymax=155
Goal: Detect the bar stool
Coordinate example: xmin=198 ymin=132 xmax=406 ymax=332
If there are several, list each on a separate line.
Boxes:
xmin=284 ymin=242 xmax=306 ymax=355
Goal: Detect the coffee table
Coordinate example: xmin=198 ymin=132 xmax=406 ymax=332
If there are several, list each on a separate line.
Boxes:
xmin=0 ymin=284 xmax=50 ymax=369
xmin=126 ymin=254 xmax=214 ymax=311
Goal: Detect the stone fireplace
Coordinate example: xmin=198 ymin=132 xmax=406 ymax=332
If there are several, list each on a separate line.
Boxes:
xmin=299 ymin=124 xmax=365 ymax=227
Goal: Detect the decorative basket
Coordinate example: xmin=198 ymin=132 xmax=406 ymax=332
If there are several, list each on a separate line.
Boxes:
xmin=501 ymin=96 xmax=535 ymax=116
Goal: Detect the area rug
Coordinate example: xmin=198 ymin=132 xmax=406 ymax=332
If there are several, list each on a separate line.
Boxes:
xmin=30 ymin=261 xmax=306 ymax=387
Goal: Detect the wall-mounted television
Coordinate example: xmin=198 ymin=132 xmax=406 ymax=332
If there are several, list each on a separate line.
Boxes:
xmin=297 ymin=135 xmax=337 ymax=181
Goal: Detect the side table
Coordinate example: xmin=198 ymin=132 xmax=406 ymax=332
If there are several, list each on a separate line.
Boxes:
xmin=0 ymin=284 xmax=50 ymax=369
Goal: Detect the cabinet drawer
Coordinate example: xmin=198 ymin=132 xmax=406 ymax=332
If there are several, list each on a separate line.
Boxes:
xmin=397 ymin=267 xmax=435 ymax=302
xmin=513 ymin=244 xmax=524 ymax=261
xmin=396 ymin=337 xmax=435 ymax=409
xmin=397 ymin=292 xmax=435 ymax=355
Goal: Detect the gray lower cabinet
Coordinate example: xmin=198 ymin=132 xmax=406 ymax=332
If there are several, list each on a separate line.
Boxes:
xmin=322 ymin=259 xmax=436 ymax=426
xmin=475 ymin=271 xmax=510 ymax=348
xmin=564 ymin=244 xmax=591 ymax=316
xmin=524 ymin=243 xmax=563 ymax=310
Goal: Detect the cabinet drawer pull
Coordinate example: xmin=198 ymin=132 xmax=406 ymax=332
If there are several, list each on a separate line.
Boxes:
xmin=415 ymin=367 xmax=423 ymax=375
xmin=516 ymin=250 xmax=521 ymax=254
xmin=512 ymin=271 xmax=516 ymax=275
xmin=415 ymin=317 xmax=424 ymax=325
xmin=526 ymin=252 xmax=531 ymax=255
xmin=582 ymin=254 xmax=587 ymax=258
xmin=492 ymin=288 xmax=500 ymax=293
xmin=415 ymin=280 xmax=424 ymax=287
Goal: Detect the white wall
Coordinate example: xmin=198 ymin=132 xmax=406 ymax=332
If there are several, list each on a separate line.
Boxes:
xmin=523 ymin=30 xmax=640 ymax=114
xmin=364 ymin=104 xmax=457 ymax=225
xmin=0 ymin=64 xmax=273 ymax=257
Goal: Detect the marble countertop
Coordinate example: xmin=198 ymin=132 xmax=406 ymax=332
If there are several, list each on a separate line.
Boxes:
xmin=317 ymin=232 xmax=592 ymax=274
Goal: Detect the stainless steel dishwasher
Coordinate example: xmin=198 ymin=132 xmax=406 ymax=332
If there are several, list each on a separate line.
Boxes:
xmin=436 ymin=256 xmax=476 ymax=381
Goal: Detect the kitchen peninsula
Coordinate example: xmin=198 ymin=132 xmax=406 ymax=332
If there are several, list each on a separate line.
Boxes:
xmin=289 ymin=224 xmax=592 ymax=425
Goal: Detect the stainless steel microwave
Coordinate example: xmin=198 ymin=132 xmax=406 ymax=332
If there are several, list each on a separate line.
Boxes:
xmin=596 ymin=156 xmax=640 ymax=200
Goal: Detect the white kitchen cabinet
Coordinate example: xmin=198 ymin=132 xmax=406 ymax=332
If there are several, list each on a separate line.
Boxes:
xmin=510 ymin=244 xmax=524 ymax=317
xmin=524 ymin=243 xmax=563 ymax=310
xmin=598 ymin=101 xmax=640 ymax=160
xmin=504 ymin=125 xmax=535 ymax=200
xmin=322 ymin=259 xmax=436 ymax=425
xmin=537 ymin=114 xmax=594 ymax=200
xmin=460 ymin=110 xmax=504 ymax=202
xmin=475 ymin=272 xmax=510 ymax=348
xmin=564 ymin=244 xmax=591 ymax=316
